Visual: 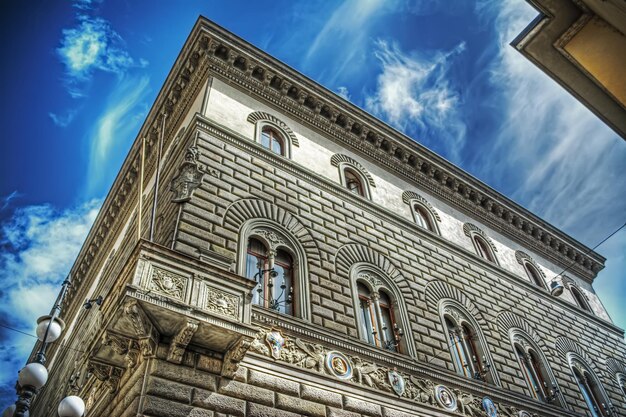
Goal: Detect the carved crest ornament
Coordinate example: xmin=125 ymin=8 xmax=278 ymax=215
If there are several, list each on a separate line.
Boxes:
xmin=170 ymin=146 xmax=205 ymax=202
xmin=249 ymin=328 xmax=538 ymax=417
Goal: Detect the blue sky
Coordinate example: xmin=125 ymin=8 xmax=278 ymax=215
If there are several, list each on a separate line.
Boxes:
xmin=0 ymin=0 xmax=624 ymax=408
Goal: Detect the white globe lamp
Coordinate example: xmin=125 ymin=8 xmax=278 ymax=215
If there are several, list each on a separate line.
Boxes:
xmin=58 ymin=396 xmax=85 ymax=417
xmin=18 ymin=363 xmax=48 ymax=390
xmin=36 ymin=316 xmax=66 ymax=343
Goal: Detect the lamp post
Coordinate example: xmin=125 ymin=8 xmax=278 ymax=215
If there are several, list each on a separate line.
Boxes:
xmin=2 ymin=276 xmax=89 ymax=417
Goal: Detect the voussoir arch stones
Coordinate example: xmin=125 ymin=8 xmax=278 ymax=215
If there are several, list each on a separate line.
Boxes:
xmin=222 ymin=198 xmax=320 ymax=264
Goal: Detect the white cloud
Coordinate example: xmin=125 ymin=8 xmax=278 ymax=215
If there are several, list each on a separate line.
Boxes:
xmin=49 ymin=109 xmax=78 ymax=127
xmin=87 ymin=76 xmax=150 ymax=194
xmin=365 ymin=40 xmax=467 ymax=159
xmin=58 ymin=15 xmax=145 ymax=79
xmin=336 ymin=86 xmax=351 ymax=101
xmin=0 ymin=200 xmax=101 ymax=396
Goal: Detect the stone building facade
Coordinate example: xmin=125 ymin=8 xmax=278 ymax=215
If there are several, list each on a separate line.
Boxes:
xmin=30 ymin=17 xmax=626 ymax=417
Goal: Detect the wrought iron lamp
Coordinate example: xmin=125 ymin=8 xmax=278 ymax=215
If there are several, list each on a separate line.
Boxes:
xmin=550 ymin=278 xmax=564 ymax=297
xmin=3 ymin=276 xmax=95 ymax=417
xmin=253 ymin=265 xmax=293 ymax=311
xmin=543 ymin=381 xmax=560 ymax=403
xmin=468 ymin=355 xmax=492 ymax=381
xmin=382 ymin=323 xmax=404 ymax=351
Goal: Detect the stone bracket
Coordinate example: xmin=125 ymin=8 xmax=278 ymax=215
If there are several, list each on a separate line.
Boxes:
xmin=87 ymin=360 xmax=125 ymax=394
xmin=221 ymin=335 xmax=253 ymax=378
xmin=167 ymin=319 xmax=200 ymax=364
xmin=123 ymin=299 xmax=159 ymax=357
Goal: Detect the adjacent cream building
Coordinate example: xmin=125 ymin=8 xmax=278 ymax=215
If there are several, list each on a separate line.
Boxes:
xmin=30 ymin=17 xmax=626 ymax=417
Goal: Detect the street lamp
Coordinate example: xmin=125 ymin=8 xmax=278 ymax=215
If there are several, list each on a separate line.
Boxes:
xmin=3 ymin=276 xmax=94 ymax=417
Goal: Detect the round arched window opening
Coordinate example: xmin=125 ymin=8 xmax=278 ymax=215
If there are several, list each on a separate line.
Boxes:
xmin=344 ymin=168 xmax=365 ymax=197
xmin=260 ymin=126 xmax=285 ymax=156
xmin=413 ymin=204 xmax=434 ymax=232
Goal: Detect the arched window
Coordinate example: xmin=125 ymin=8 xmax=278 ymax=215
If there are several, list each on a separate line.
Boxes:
xmin=242 ymin=226 xmax=309 ymax=318
xmin=413 ymin=204 xmax=435 ymax=232
xmin=570 ymin=286 xmax=591 ymax=312
xmin=511 ymin=333 xmax=559 ymax=403
xmin=474 ymin=235 xmax=497 ymax=264
xmin=344 ymin=168 xmax=365 ymax=197
xmin=464 ymin=223 xmax=498 ymax=265
xmin=569 ymin=356 xmax=611 ymax=417
xmin=353 ymin=270 xmax=407 ymax=353
xmin=331 ymin=154 xmax=375 ymax=200
xmin=260 ymin=126 xmax=285 ymax=156
xmin=442 ymin=304 xmax=495 ymax=383
xmin=525 ymin=263 xmax=546 ymax=289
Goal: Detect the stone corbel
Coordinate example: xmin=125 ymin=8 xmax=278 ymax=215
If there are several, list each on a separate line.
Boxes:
xmin=87 ymin=360 xmax=125 ymax=394
xmin=221 ymin=336 xmax=253 ymax=378
xmin=123 ymin=299 xmax=159 ymax=357
xmin=167 ymin=320 xmax=199 ymax=364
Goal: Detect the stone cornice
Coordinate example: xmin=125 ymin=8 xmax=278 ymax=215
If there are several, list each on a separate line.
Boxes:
xmin=189 ymin=17 xmax=603 ymax=281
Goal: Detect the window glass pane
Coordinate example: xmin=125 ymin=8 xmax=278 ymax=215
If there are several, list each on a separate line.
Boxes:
xmin=527 ymin=265 xmax=544 ymax=288
xmin=345 ymin=169 xmax=364 ymax=196
xmin=271 ymin=135 xmax=283 ymax=155
xmin=261 ymin=129 xmax=271 ymax=149
xmin=475 ymin=236 xmax=494 ymax=263
xmin=414 ymin=206 xmax=432 ymax=231
xmin=273 ymin=249 xmax=293 ymax=315
xmin=247 ymin=238 xmax=268 ymax=306
xmin=517 ymin=346 xmax=540 ymax=399
xmin=379 ymin=301 xmax=396 ymax=351
xmin=446 ymin=318 xmax=467 ymax=376
xmin=359 ymin=297 xmax=375 ymax=345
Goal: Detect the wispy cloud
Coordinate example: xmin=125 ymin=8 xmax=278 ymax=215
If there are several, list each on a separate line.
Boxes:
xmin=49 ymin=109 xmax=79 ymax=127
xmin=0 ymin=191 xmax=22 ymax=212
xmin=336 ymin=86 xmax=351 ymax=101
xmin=0 ymin=200 xmax=100 ymax=402
xmin=473 ymin=0 xmax=626 ymax=331
xmin=87 ymin=76 xmax=150 ymax=194
xmin=365 ymin=40 xmax=467 ymax=159
xmin=302 ymin=0 xmax=387 ymax=83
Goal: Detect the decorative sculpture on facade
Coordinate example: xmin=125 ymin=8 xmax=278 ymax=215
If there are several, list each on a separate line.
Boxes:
xmin=170 ymin=146 xmax=204 ymax=202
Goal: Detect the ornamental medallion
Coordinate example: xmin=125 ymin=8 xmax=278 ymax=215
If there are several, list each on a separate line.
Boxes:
xmin=388 ymin=370 xmax=405 ymax=396
xmin=325 ymin=351 xmax=353 ymax=380
xmin=435 ymin=385 xmax=457 ymax=412
xmin=265 ymin=329 xmax=285 ymax=360
xmin=482 ymin=397 xmax=498 ymax=417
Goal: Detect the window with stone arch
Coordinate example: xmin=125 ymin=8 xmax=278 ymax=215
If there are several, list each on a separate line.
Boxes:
xmin=331 ymin=154 xmax=375 ymax=200
xmin=510 ymin=330 xmax=560 ymax=403
xmin=351 ymin=267 xmax=409 ymax=354
xmin=568 ymin=354 xmax=612 ymax=417
xmin=441 ymin=301 xmax=496 ymax=384
xmin=570 ymin=285 xmax=592 ymax=313
xmin=239 ymin=221 xmax=310 ymax=319
xmin=463 ymin=223 xmax=499 ymax=265
xmin=247 ymin=111 xmax=299 ymax=158
xmin=402 ymin=192 xmax=441 ymax=235
xmin=515 ymin=251 xmax=547 ymax=290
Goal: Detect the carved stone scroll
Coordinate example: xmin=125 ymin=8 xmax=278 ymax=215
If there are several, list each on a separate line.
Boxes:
xmin=222 ymin=336 xmax=253 ymax=378
xmin=167 ymin=320 xmax=199 ymax=364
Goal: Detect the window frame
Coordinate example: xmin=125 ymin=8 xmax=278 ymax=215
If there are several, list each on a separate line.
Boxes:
xmin=409 ymin=201 xmax=441 ymax=235
xmin=440 ymin=301 xmax=498 ymax=385
xmin=464 ymin=224 xmax=499 ymax=266
xmin=238 ymin=221 xmax=310 ymax=320
xmin=254 ymin=121 xmax=293 ymax=158
xmin=339 ymin=165 xmax=372 ymax=199
xmin=524 ymin=262 xmax=547 ymax=290
xmin=570 ymin=285 xmax=592 ymax=313
xmin=350 ymin=266 xmax=415 ymax=356
xmin=569 ymin=354 xmax=611 ymax=417
xmin=510 ymin=331 xmax=562 ymax=405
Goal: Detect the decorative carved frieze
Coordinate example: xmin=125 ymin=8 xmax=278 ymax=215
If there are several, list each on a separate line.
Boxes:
xmin=249 ymin=328 xmax=539 ymax=417
xmin=148 ymin=266 xmax=187 ymax=301
xmin=167 ymin=320 xmax=199 ymax=364
xmin=204 ymin=285 xmax=239 ymax=320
